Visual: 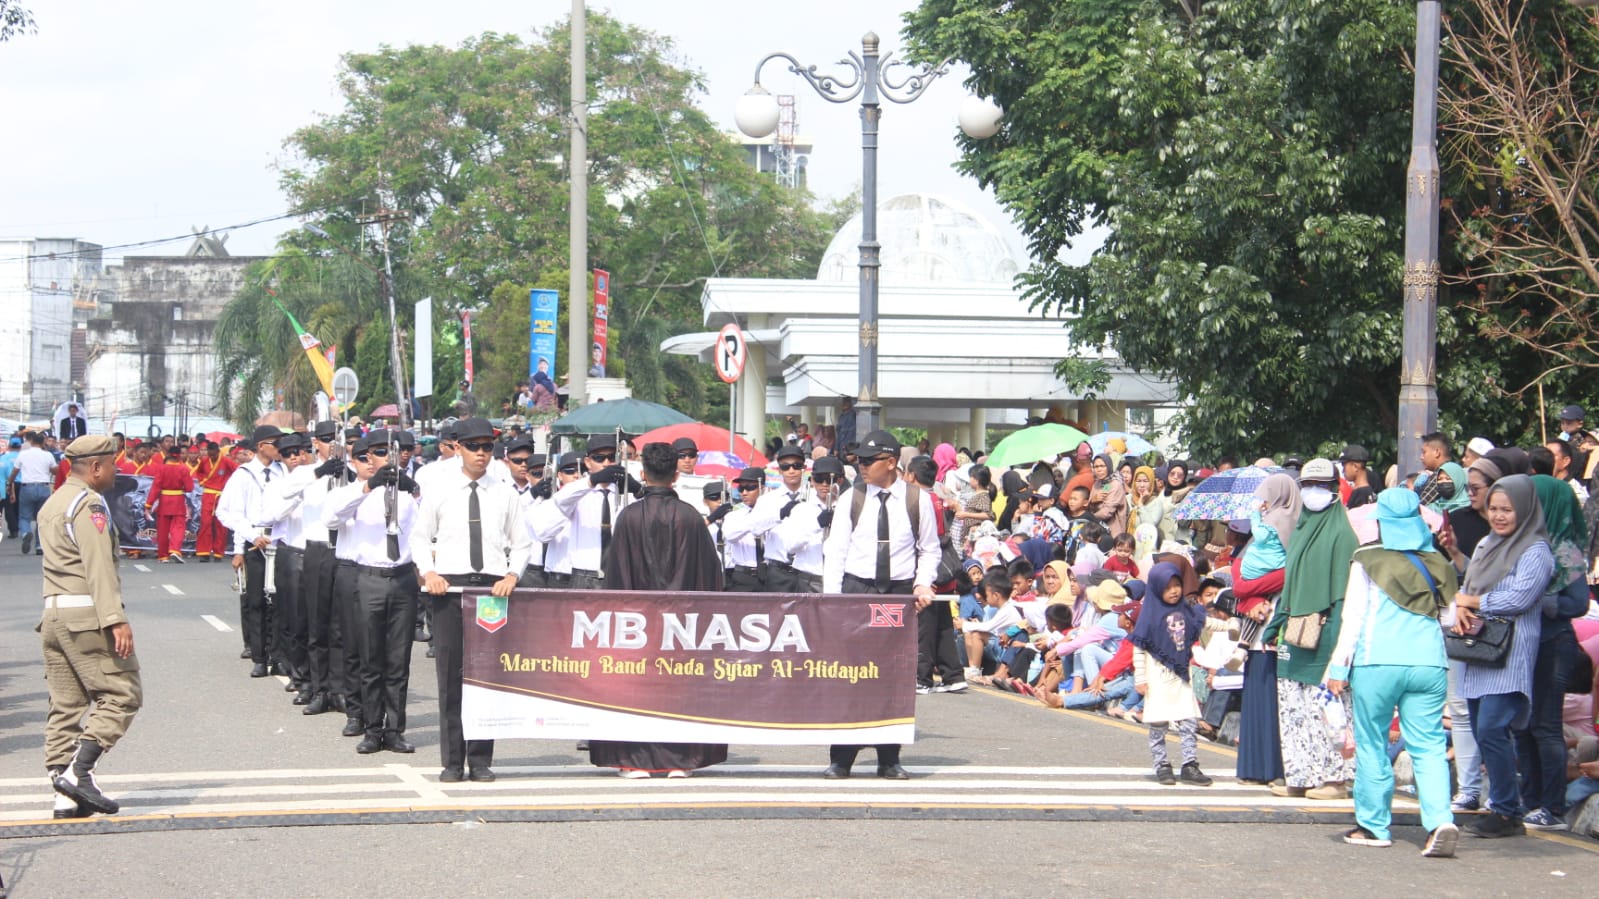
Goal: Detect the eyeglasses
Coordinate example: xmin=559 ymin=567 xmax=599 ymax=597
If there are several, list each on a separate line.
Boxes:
xmin=506 ymin=456 xmax=532 ymax=466
xmin=1466 ymin=484 xmax=1486 ymax=494
xmin=366 ymin=447 xmax=390 ymax=458
xmin=866 ymin=454 xmax=896 ymax=466
xmin=811 ymin=475 xmax=837 ymax=485
xmin=777 ymin=461 xmax=805 ymax=471
xmin=589 ymin=451 xmax=616 ymax=463
xmin=459 ymin=441 xmax=495 ymax=453
xmin=677 ymin=451 xmax=698 ymax=459
xmin=352 ymin=453 xmax=372 ymax=462
xmin=559 ymin=465 xmax=580 ymax=475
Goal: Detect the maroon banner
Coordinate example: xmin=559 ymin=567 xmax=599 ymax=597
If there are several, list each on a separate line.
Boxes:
xmin=461 ymin=589 xmax=917 ymax=745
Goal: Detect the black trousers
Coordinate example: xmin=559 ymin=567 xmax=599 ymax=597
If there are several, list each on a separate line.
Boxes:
xmin=431 ymin=587 xmax=494 ymax=772
xmin=763 ymin=561 xmax=821 ymax=594
xmin=334 ymin=561 xmax=364 ymax=724
xmin=357 ymin=565 xmax=416 ymax=737
xmin=274 ymin=547 xmax=309 ymax=682
xmin=303 ymin=541 xmax=339 ymax=695
xmin=572 ymin=572 xmax=605 ymax=592
xmin=727 ymin=566 xmax=763 ymax=592
xmin=517 ymin=565 xmax=547 ymax=588
xmin=3 ymin=492 xmax=17 ymax=536
xmin=916 ymin=599 xmax=965 ymax=688
xmin=829 ymin=573 xmax=911 ymax=769
xmin=544 ymin=571 xmax=573 ymax=588
xmin=241 ymin=549 xmax=269 ymax=663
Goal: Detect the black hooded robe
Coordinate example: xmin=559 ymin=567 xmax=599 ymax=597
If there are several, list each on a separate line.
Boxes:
xmin=588 ymin=486 xmax=729 ymax=772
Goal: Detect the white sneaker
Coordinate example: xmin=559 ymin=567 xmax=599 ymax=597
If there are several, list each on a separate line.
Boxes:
xmin=938 ymin=681 xmax=969 ymax=693
xmin=915 ymin=685 xmax=933 ymax=695
xmin=1422 ymin=822 xmax=1458 ymax=858
xmin=964 ymin=666 xmax=981 ymax=680
xmin=1450 ymin=792 xmax=1480 ymax=812
xmin=618 ymin=769 xmax=650 ymax=779
xmin=666 ymin=769 xmax=690 ymax=779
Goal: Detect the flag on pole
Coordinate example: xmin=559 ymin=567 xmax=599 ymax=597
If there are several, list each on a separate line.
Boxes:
xmin=265 ymin=290 xmax=337 ymax=399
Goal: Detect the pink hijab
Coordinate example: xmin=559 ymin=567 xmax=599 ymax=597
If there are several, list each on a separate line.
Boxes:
xmin=934 ymin=443 xmax=959 ymax=483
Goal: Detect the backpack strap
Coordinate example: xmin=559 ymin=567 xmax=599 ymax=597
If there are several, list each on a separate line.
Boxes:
xmin=849 ymin=480 xmax=868 ymax=530
xmin=848 ymin=479 xmax=923 ymax=544
xmin=1402 ymin=551 xmax=1443 ymax=606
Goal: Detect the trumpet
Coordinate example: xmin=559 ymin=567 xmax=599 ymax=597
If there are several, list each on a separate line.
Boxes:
xmin=261 ymin=524 xmax=277 ymax=597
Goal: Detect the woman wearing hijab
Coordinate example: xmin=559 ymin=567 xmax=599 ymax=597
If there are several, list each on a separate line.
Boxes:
xmin=994 ymin=469 xmax=1029 ymax=533
xmin=1453 ymin=474 xmax=1554 ymax=838
xmin=1323 ymin=489 xmax=1459 ymax=856
xmin=1131 ymin=561 xmax=1213 ymax=786
xmin=1128 ymin=465 xmax=1176 ymax=543
xmin=1516 ymin=476 xmax=1593 ymax=830
xmin=1264 ymin=459 xmax=1358 ymax=800
xmin=934 ymin=443 xmax=960 ymax=490
xmin=1088 ymin=454 xmax=1128 ymax=537
xmin=1233 ymin=472 xmax=1302 ymax=785
xmin=1420 ymin=461 xmax=1471 ymax=517
xmin=1164 ymin=461 xmax=1192 ymax=503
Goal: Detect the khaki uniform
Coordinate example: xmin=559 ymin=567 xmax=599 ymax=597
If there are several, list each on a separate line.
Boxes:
xmin=37 ymin=475 xmax=142 ymax=768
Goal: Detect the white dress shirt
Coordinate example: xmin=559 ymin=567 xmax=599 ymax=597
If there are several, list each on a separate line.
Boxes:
xmin=215 ymin=459 xmax=287 ymax=554
xmin=720 ymin=502 xmax=763 ymax=568
xmin=530 ymin=495 xmax=572 ymax=574
xmin=409 ymin=467 xmax=532 ymax=577
xmin=262 ymin=464 xmax=314 ymax=550
xmin=323 ymin=479 xmax=419 ymax=568
xmin=822 ymin=477 xmax=940 ymax=593
xmin=510 ymin=480 xmax=547 ymax=567
xmin=552 ymin=477 xmax=626 ymax=572
xmin=772 ymin=494 xmax=831 ymax=576
xmin=740 ymin=484 xmax=809 ymax=564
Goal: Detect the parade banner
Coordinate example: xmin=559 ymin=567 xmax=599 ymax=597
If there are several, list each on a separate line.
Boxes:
xmin=529 ymin=288 xmax=559 ymax=383
xmin=591 ymin=269 xmax=609 ymax=377
xmin=461 ymin=310 xmax=475 ymax=386
xmin=461 ymin=589 xmax=917 ymax=745
xmin=413 ymin=299 xmax=432 ymax=399
xmin=107 ymin=474 xmax=200 ymax=552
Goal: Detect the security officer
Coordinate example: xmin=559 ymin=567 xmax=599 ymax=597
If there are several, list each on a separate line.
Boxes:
xmin=324 ymin=433 xmax=420 ymax=754
xmin=767 ymin=454 xmax=843 ymax=593
xmin=820 ymin=430 xmax=939 ymax=780
xmin=741 ymin=444 xmax=810 ymax=592
xmin=532 ymin=451 xmax=583 ymax=587
xmin=717 ymin=467 xmax=766 ymax=591
xmin=39 ymin=435 xmax=141 ymax=818
xmin=412 ymin=417 xmax=532 ymax=782
xmin=216 ymin=425 xmax=286 ymax=678
xmin=673 ymin=437 xmax=699 ymax=477
xmin=550 ymin=433 xmax=638 ymax=589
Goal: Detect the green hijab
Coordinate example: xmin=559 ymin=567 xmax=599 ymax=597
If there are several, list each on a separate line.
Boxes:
xmin=1428 ymin=462 xmax=1471 ymax=513
xmin=1533 ymin=474 xmax=1588 ymax=586
xmin=1282 ymin=498 xmax=1359 ymax=617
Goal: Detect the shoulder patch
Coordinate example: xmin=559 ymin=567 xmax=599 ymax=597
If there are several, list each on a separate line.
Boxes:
xmin=90 ymin=508 xmax=108 ymax=533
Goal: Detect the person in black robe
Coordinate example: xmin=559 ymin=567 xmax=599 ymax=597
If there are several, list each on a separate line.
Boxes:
xmin=589 ymin=441 xmax=728 ymax=776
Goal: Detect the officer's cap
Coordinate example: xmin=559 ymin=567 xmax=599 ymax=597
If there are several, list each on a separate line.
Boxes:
xmin=454 ymin=418 xmax=495 ymax=442
xmin=774 ymin=443 xmax=806 ymax=462
xmin=504 ymin=436 xmax=536 ymax=455
xmin=64 ymin=435 xmax=117 ymax=460
xmin=558 ymin=451 xmax=583 ymax=469
xmin=277 ymin=433 xmax=307 ymax=453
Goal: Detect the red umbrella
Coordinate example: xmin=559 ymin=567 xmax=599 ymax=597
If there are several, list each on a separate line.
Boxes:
xmin=204 ymin=430 xmax=242 ymax=444
xmin=632 ymin=422 xmax=768 ymax=467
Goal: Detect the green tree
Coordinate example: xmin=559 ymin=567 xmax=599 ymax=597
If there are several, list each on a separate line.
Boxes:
xmin=906 ymin=0 xmax=1542 ymax=460
xmin=266 ymin=14 xmax=838 ymax=424
xmin=1 ymin=1 xmax=34 ymax=42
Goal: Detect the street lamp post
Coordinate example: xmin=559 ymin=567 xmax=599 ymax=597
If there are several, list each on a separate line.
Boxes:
xmin=737 ymin=34 xmax=1000 ymax=438
xmin=1398 ymin=2 xmax=1441 ymax=473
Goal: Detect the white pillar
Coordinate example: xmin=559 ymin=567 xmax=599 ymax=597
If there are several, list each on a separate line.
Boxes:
xmin=739 ymin=342 xmax=768 ymax=451
xmin=969 ymin=407 xmax=987 ymax=451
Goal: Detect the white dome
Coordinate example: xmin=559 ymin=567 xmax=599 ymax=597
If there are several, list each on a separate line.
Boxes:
xmin=817 ymin=193 xmax=1021 ymax=284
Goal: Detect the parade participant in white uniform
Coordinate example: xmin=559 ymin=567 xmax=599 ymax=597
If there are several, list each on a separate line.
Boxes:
xmin=501 ymin=437 xmax=548 ymax=586
xmin=532 ymin=452 xmax=584 ymax=588
xmin=262 ymin=432 xmax=314 ymax=702
xmin=283 ymin=422 xmax=353 ymax=716
xmin=767 ymin=455 xmax=844 ymax=593
xmin=738 ymin=444 xmax=812 ymax=592
xmin=550 ymin=434 xmax=638 ymax=590
xmin=216 ymin=425 xmax=286 ymax=678
xmin=412 ymin=417 xmax=533 ymax=783
xmin=716 ymin=466 xmax=766 ymax=591
xmin=324 ymin=433 xmax=420 ymax=755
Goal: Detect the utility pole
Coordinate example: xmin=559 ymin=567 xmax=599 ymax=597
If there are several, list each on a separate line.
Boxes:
xmin=567 ymin=0 xmax=589 ymax=407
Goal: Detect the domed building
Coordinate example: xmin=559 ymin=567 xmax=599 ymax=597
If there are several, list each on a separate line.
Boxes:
xmin=662 ymin=192 xmax=1174 ymax=448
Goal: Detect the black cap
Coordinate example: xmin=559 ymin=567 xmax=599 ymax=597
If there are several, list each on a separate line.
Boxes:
xmin=1560 ymin=404 xmax=1585 ymax=421
xmin=394 ymin=430 xmax=416 ymax=448
xmin=351 ymin=434 xmax=377 ymax=454
xmin=439 ymin=423 xmax=459 ymax=441
xmin=277 ymin=433 xmax=307 ymax=453
xmin=843 ymin=442 xmax=860 ymax=454
xmin=454 ymin=417 xmax=495 ymax=442
xmin=1338 ymin=444 xmax=1370 ymax=463
xmin=526 ymin=452 xmax=547 ymax=468
xmin=1283 ymin=456 xmax=1304 ymax=470
xmin=671 ymin=437 xmax=699 ymax=455
xmin=343 ymin=427 xmax=364 ymax=442
xmin=858 ymin=430 xmax=900 ymax=459
xmin=703 ymin=482 xmax=725 ymax=499
xmin=734 ymin=467 xmax=764 ymax=484
xmin=557 ymin=450 xmax=583 ymax=467
xmin=587 ymin=434 xmax=617 ymax=452
xmin=775 ymin=443 xmax=806 ymax=462
xmin=236 ymin=439 xmax=256 ymax=452
xmin=504 ymin=436 xmax=536 ymax=455
xmin=312 ymin=421 xmax=338 ymax=441
xmin=251 ymin=425 xmax=284 ymax=444
xmin=813 ymin=456 xmax=845 ymax=476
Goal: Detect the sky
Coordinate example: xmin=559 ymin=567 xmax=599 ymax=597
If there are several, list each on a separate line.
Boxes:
xmin=0 ymin=0 xmax=1104 ymax=269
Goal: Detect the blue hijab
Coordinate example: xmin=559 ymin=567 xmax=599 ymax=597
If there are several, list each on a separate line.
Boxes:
xmin=1128 ymin=562 xmax=1206 ymax=680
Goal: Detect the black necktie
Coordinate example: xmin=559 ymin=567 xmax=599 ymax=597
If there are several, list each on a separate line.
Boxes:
xmin=875 ymin=490 xmax=892 ymax=590
xmin=600 ymin=488 xmax=612 ymax=557
xmin=468 ymin=481 xmax=484 ymax=572
xmin=264 ymin=468 xmax=272 ymax=483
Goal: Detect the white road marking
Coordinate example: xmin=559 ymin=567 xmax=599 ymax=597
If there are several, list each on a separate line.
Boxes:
xmin=275 ymin=675 xmax=291 ymax=687
xmin=386 ymin=762 xmax=451 ymax=802
xmin=162 ymin=583 xmax=184 ymax=595
xmin=134 ymin=564 xmax=151 ymax=572
xmin=200 ymin=615 xmax=233 ymax=632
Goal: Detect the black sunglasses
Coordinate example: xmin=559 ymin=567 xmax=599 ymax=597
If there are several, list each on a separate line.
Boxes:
xmin=677 ymin=451 xmax=698 ymax=459
xmin=558 ymin=465 xmax=580 ymax=474
xmin=589 ymin=451 xmax=616 ymax=463
xmin=365 ymin=447 xmax=390 ymax=458
xmin=459 ymin=440 xmax=495 ymax=453
xmin=811 ymin=475 xmax=837 ymax=485
xmin=777 ymin=461 xmax=805 ymax=471
xmin=506 ymin=455 xmax=532 ymax=466
xmin=866 ymin=454 xmax=896 ymax=466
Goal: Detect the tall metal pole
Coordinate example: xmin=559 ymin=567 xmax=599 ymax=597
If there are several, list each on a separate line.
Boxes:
xmin=855 ymin=32 xmax=882 ymax=438
xmin=376 ymin=219 xmax=411 ymax=431
xmin=567 ymin=0 xmax=590 ymax=407
xmin=1398 ymin=1 xmax=1441 ymax=473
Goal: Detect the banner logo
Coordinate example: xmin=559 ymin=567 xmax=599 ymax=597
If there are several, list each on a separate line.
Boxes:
xmin=868 ymin=604 xmax=905 ymax=628
xmin=476 ymin=595 xmax=508 ymax=633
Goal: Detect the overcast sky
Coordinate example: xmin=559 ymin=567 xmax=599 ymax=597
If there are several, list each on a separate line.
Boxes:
xmin=0 ymin=0 xmax=1108 ymax=270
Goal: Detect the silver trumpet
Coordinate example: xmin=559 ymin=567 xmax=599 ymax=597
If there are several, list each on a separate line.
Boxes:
xmin=261 ymin=524 xmax=277 ymax=597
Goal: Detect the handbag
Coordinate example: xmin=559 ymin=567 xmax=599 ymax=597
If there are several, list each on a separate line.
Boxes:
xmin=1283 ymin=612 xmax=1328 ymax=650
xmin=1402 ymin=551 xmax=1516 ymax=668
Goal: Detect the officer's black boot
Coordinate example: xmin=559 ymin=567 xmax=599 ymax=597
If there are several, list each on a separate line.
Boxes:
xmin=47 ymin=767 xmax=89 ymax=819
xmin=52 ymin=739 xmax=120 ymax=815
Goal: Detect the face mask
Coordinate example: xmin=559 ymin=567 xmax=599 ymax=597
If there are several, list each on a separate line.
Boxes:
xmin=1435 ymin=480 xmax=1456 ymax=500
xmin=1300 ymin=486 xmax=1335 ymax=512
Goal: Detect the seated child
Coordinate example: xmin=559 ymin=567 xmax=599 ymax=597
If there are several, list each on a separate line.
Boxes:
xmin=1102 ymin=532 xmax=1141 ymax=581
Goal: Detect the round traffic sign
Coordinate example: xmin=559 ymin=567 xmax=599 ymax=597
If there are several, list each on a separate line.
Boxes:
xmin=332 ymin=367 xmax=360 ymax=406
xmin=714 ymin=324 xmax=747 ymax=384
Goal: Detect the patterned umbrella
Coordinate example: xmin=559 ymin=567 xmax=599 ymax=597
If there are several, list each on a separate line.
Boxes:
xmin=1089 ymin=430 xmax=1158 ymax=456
xmin=694 ymin=451 xmax=757 ymax=480
xmin=1172 ymin=465 xmax=1287 ymax=521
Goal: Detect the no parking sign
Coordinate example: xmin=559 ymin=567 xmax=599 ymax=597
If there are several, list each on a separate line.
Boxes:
xmin=715 ymin=324 xmax=747 ymax=384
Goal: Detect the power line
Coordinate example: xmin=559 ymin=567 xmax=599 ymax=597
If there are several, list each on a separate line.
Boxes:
xmin=0 ymin=211 xmax=315 ymax=264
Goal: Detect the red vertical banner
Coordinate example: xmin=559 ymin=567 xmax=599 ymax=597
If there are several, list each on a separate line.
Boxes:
xmin=591 ymin=269 xmax=610 ymax=378
xmin=462 ymin=311 xmax=475 ymax=386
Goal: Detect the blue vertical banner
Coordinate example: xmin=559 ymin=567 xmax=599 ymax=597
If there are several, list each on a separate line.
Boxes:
xmin=530 ymin=289 xmax=560 ymax=390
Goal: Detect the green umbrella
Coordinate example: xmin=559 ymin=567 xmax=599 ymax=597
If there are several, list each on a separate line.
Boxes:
xmin=986 ymin=423 xmax=1093 ymax=469
xmin=548 ymin=398 xmax=694 ymax=435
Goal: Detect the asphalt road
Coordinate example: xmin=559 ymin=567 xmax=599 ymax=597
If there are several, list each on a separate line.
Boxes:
xmin=0 ymin=539 xmax=1595 ymax=896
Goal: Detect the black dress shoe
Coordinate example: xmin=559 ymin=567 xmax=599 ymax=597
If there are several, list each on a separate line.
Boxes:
xmin=356 ymin=734 xmax=383 ymax=754
xmin=292 ymin=689 xmax=312 ymax=705
xmin=303 ymin=693 xmax=331 ymax=715
xmin=877 ymin=764 xmax=910 ymax=780
xmin=330 ymin=694 xmax=348 ymax=714
xmin=283 ymin=680 xmax=300 ymax=693
xmin=439 ymin=767 xmax=466 ymax=783
xmin=469 ymin=767 xmax=496 ymax=783
xmin=249 ymin=663 xmax=269 ymax=678
xmin=823 ymin=764 xmax=851 ymax=780
xmin=342 ymin=718 xmax=364 ymax=737
xmin=382 ymin=734 xmax=415 ymax=754
xmin=239 ymin=648 xmax=252 ymax=659
xmin=269 ymin=662 xmax=287 ymax=676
